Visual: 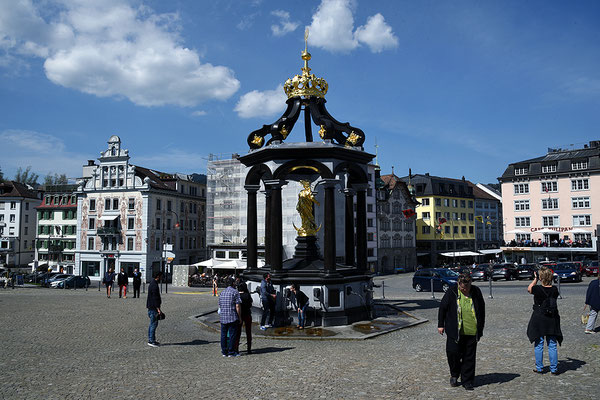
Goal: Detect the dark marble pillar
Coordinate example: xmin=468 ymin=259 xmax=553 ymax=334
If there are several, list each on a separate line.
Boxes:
xmin=355 ymin=185 xmax=368 ymax=271
xmin=244 ymin=185 xmax=260 ymax=271
xmin=343 ymin=189 xmax=356 ymax=266
xmin=322 ymin=179 xmax=338 ymax=274
xmin=264 ymin=180 xmax=286 ymax=272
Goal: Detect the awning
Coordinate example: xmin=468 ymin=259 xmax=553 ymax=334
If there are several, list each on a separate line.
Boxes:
xmin=99 ymin=215 xmax=119 ymax=221
xmin=536 ymin=228 xmax=559 ymax=234
xmin=565 ymin=228 xmax=592 ymax=234
xmin=506 ymin=229 xmax=528 ymax=234
xmin=193 ymin=259 xmax=214 ymax=267
xmin=478 ymin=249 xmax=503 ymax=254
xmin=440 ymin=251 xmax=481 ymax=257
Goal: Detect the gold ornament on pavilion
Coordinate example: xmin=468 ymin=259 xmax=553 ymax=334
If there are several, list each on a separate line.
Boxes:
xmin=251 ymin=135 xmax=264 ymax=147
xmin=345 ymin=131 xmax=360 ymax=147
xmin=283 ymin=28 xmax=329 ymax=99
xmin=293 ymin=180 xmax=321 ymax=237
xmin=280 ymin=125 xmax=289 ymax=139
xmin=318 ymin=125 xmax=327 ymax=139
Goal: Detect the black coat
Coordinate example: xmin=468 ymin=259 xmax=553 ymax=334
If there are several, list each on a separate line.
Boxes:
xmin=117 ymin=272 xmax=128 ymax=286
xmin=526 ymin=285 xmax=563 ymax=345
xmin=146 ymin=279 xmax=161 ymax=311
xmin=132 ymin=272 xmax=142 ymax=287
xmin=438 ymin=285 xmax=485 ymax=341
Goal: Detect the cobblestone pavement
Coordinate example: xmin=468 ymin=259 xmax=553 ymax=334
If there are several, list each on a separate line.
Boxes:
xmin=1 ymin=276 xmax=598 ymax=399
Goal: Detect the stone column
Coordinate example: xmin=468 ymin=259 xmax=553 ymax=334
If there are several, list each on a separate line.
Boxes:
xmin=355 ymin=184 xmax=368 ymax=271
xmin=264 ymin=180 xmax=286 ymax=272
xmin=322 ymin=179 xmax=338 ymax=274
xmin=343 ymin=188 xmax=356 ymax=266
xmin=264 ymin=189 xmax=272 ymax=267
xmin=244 ymin=185 xmax=260 ymax=271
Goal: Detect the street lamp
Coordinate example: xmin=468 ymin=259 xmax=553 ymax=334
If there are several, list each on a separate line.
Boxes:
xmin=161 ymin=210 xmax=179 ymax=294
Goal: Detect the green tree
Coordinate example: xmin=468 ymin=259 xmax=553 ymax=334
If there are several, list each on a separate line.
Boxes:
xmin=0 ymin=165 xmax=4 ymax=183
xmin=14 ymin=166 xmax=39 ymax=186
xmin=43 ymin=173 xmax=69 ymax=186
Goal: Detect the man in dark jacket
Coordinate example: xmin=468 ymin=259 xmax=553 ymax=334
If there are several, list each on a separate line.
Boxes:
xmin=132 ymin=268 xmax=142 ymax=299
xmin=260 ymin=272 xmax=277 ymax=330
xmin=117 ymin=267 xmax=128 ymax=299
xmin=584 ymin=273 xmax=600 ymax=333
xmin=438 ymin=273 xmax=485 ymax=391
xmin=146 ymin=271 xmax=163 ymax=347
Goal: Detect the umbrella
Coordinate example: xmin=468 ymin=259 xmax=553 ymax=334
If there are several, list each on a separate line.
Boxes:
xmin=565 ymin=228 xmax=591 ymax=234
xmin=536 ymin=228 xmax=559 ymax=234
xmin=192 ymin=259 xmax=214 ymax=267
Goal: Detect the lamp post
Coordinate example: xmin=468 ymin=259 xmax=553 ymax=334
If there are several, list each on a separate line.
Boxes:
xmin=160 ymin=210 xmax=179 ymax=294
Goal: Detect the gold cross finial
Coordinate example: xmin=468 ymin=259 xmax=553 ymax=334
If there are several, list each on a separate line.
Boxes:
xmin=304 ymin=27 xmax=309 ymax=51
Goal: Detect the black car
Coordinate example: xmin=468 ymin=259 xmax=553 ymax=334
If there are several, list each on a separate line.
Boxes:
xmin=516 ymin=264 xmax=537 ymax=280
xmin=471 ymin=264 xmax=492 ymax=281
xmin=553 ymin=262 xmax=582 ymax=283
xmin=56 ymin=275 xmax=91 ymax=289
xmin=491 ymin=263 xmax=518 ymax=281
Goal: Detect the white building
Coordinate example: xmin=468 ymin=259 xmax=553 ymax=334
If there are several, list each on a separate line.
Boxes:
xmin=0 ymin=181 xmax=42 ymax=268
xmin=75 ymin=136 xmax=207 ymax=282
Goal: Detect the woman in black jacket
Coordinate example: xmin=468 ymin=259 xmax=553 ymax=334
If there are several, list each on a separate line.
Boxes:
xmin=438 ymin=273 xmax=485 ymax=391
xmin=527 ymin=267 xmax=562 ymax=374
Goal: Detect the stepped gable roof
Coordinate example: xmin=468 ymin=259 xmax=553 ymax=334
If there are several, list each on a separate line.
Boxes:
xmin=0 ymin=181 xmax=39 ymax=199
xmin=380 ymin=174 xmax=417 ymax=205
xmin=133 ymin=166 xmax=175 ymax=191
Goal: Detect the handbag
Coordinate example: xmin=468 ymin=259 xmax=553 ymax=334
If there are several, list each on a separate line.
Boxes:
xmin=581 ymin=313 xmax=589 ymax=324
xmin=158 ymin=311 xmax=166 ymax=320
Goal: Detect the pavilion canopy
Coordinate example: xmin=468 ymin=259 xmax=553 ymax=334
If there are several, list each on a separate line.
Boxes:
xmin=440 ymin=251 xmax=480 ymax=257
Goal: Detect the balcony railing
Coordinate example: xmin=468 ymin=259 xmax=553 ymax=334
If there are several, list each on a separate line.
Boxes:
xmin=97 ymin=227 xmax=120 ymax=235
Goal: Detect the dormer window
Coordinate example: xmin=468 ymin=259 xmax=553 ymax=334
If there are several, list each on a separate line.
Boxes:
xmin=571 ymin=160 xmax=588 ymax=170
xmin=541 ymin=164 xmax=557 ymax=173
xmin=514 ymin=166 xmax=528 ymax=175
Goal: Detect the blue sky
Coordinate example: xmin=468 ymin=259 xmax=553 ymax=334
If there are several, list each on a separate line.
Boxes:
xmin=1 ymin=0 xmax=599 ymax=184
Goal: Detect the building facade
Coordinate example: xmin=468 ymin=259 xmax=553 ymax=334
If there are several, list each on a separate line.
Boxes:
xmin=35 ymin=185 xmax=78 ymax=273
xmin=400 ymin=174 xmax=476 ymax=267
xmin=0 ymin=181 xmax=42 ymax=268
xmin=469 ymin=182 xmax=502 ymax=251
xmin=75 ymin=136 xmax=207 ymax=282
xmin=376 ymin=172 xmax=418 ymax=273
xmin=499 ymin=141 xmax=599 ymax=262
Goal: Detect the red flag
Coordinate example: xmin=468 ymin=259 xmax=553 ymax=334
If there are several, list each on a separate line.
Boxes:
xmin=402 ymin=209 xmax=416 ymax=218
xmin=438 ymin=217 xmax=447 ymax=224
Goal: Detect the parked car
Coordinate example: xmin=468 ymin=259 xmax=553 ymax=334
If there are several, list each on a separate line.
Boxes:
xmin=584 ymin=261 xmax=599 ymax=277
xmin=552 ymin=262 xmax=582 ymax=283
xmin=538 ymin=262 xmax=557 ymax=273
xmin=412 ymin=268 xmax=459 ymax=293
xmin=516 ymin=264 xmax=537 ymax=280
xmin=38 ymin=272 xmax=62 ymax=286
xmin=471 ymin=264 xmax=492 ymax=281
xmin=44 ymin=274 xmax=72 ymax=287
xmin=491 ymin=264 xmax=518 ymax=281
xmin=55 ymin=275 xmax=91 ymax=289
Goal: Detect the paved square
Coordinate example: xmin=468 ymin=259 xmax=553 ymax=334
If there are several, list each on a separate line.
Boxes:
xmin=1 ymin=275 xmax=597 ymax=399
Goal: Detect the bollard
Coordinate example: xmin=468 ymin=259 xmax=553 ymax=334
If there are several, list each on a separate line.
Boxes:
xmin=557 ymin=275 xmax=562 ymax=299
xmin=382 ymin=281 xmax=385 ymax=299
xmin=98 ymin=280 xmax=101 ymax=292
xmin=85 ymin=281 xmax=88 ymax=292
xmin=488 ymin=276 xmax=493 ymax=299
xmin=143 ymin=281 xmax=146 ymax=294
xmin=431 ymin=278 xmax=435 ymax=299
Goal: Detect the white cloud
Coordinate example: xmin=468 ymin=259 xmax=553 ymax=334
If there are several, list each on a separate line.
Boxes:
xmin=0 ymin=0 xmax=240 ymax=107
xmin=307 ymin=0 xmax=398 ymax=53
xmin=270 ymin=10 xmax=299 ymax=37
xmin=354 ymin=13 xmax=398 ymax=53
xmin=191 ymin=110 xmax=207 ymax=117
xmin=0 ymin=130 xmax=90 ymax=178
xmin=234 ymin=85 xmax=287 ymax=118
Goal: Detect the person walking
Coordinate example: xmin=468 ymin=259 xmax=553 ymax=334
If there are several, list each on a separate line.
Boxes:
xmin=290 ymin=283 xmax=309 ymax=329
xmin=233 ymin=281 xmax=253 ymax=355
xmin=260 ymin=272 xmax=277 ymax=330
xmin=438 ymin=273 xmax=485 ymax=391
xmin=527 ymin=267 xmax=563 ymax=374
xmin=212 ymin=274 xmax=219 ymax=297
xmin=218 ymin=277 xmax=242 ymax=357
xmin=103 ymin=268 xmax=116 ymax=298
xmin=146 ymin=271 xmax=163 ymax=347
xmin=117 ymin=267 xmax=128 ymax=299
xmin=132 ymin=268 xmax=142 ymax=299
xmin=583 ymin=270 xmax=599 ymax=334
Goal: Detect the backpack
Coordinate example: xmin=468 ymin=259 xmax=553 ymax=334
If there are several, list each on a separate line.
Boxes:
xmin=540 ymin=287 xmax=558 ymax=317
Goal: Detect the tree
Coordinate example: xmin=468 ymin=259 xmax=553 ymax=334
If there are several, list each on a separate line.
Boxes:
xmin=44 ymin=173 xmax=69 ymax=186
xmin=0 ymin=165 xmax=4 ymax=183
xmin=14 ymin=166 xmax=39 ymax=186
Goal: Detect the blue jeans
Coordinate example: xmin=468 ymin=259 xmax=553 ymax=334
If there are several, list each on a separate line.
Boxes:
xmin=534 ymin=336 xmax=557 ymax=372
xmin=586 ymin=309 xmax=598 ymax=331
xmin=221 ymin=321 xmax=239 ymax=356
xmin=298 ymin=304 xmax=308 ymax=328
xmin=148 ymin=310 xmax=159 ymax=343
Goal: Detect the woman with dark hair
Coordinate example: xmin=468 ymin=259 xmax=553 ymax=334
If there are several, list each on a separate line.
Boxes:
xmin=527 ymin=267 xmax=563 ymax=374
xmin=290 ymin=283 xmax=309 ymax=329
xmin=233 ymin=281 xmax=253 ymax=354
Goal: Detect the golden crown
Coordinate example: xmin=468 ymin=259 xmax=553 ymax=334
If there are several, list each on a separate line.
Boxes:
xmin=283 ymin=30 xmax=328 ymax=99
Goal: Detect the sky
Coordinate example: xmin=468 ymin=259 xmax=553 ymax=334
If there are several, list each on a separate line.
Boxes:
xmin=1 ymin=0 xmax=599 ymax=185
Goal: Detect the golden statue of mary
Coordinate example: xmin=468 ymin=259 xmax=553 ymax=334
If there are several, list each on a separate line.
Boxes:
xmin=294 ymin=180 xmax=321 ymax=237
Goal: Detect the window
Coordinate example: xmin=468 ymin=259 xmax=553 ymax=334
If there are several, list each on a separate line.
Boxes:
xmin=541 ymin=181 xmax=558 ymax=193
xmin=224 ymin=218 xmax=233 ymax=226
xmin=128 ymin=198 xmax=135 ymax=210
xmin=452 ymin=212 xmax=458 ymax=220
xmin=128 ymin=217 xmax=134 ymax=230
xmin=89 ymin=218 xmax=95 ymax=230
xmin=167 ymin=200 xmax=172 ymax=211
xmin=25 ymin=202 xmax=29 ymax=210
xmin=422 ymin=212 xmax=430 ymax=220
xmin=435 ymin=198 xmax=441 ymax=206
xmin=514 ymin=200 xmax=529 ymax=211
xmin=127 ymin=237 xmax=134 ymax=251
xmin=460 ymin=200 xmax=466 ymax=208
xmin=367 ymin=232 xmax=374 ymax=241
xmin=514 ymin=183 xmax=529 ymax=194
xmin=421 ymin=198 xmax=430 ymax=206
xmin=445 ymin=226 xmax=450 ymax=234
xmin=367 ymin=204 xmax=373 ymax=212
xmin=112 ymin=198 xmax=119 ymax=210
xmin=381 ymin=236 xmax=390 ymax=248
xmin=105 ymin=199 xmax=111 ymax=210
xmin=367 ymin=218 xmax=373 ymax=227
xmin=443 ymin=199 xmax=450 ymax=207
xmin=435 ymin=212 xmax=441 ymax=221
xmin=24 ymin=227 xmax=28 ymax=235
xmin=542 ymin=164 xmax=557 ymax=173
xmin=10 ymin=201 xmax=16 ymax=209
xmin=515 ymin=217 xmax=531 ymax=227
xmin=515 ymin=233 xmax=531 ymax=241
xmin=444 ymin=212 xmax=450 ymax=220
xmin=10 ymin=214 xmax=15 ymax=223
xmin=571 ymin=179 xmax=589 ymax=191
xmin=542 ymin=216 xmax=559 ymax=227
xmin=422 ymin=226 xmax=431 ymax=234
xmin=468 ymin=201 xmax=473 ymax=208
xmin=541 ymin=198 xmax=559 ymax=210
xmin=90 ymin=199 xmax=96 ymax=211
xmin=461 ymin=226 xmax=466 ymax=234
xmin=155 ymin=238 xmax=160 ymax=251
xmin=573 ymin=215 xmax=591 ymax=226
xmin=460 ymin=213 xmax=466 ymax=220
xmin=453 ymin=226 xmax=458 ymax=234
xmin=515 ymin=167 xmax=528 ymax=175
xmin=88 ymin=237 xmax=94 ymax=250
xmin=0 ymin=215 xmax=3 ymax=222
xmin=156 ymin=199 xmax=162 ymax=210
xmin=392 ymin=203 xmax=401 ymax=214
xmin=215 ymin=250 xmax=226 ymax=259
xmin=468 ymin=214 xmax=474 ymax=221
xmin=469 ymin=226 xmax=474 ymax=234
xmin=156 ymin=217 xmax=161 ymax=229
xmin=452 ymin=199 xmax=458 ymax=207
xmin=571 ymin=161 xmax=588 ymax=170
xmin=572 ymin=197 xmax=590 ymax=209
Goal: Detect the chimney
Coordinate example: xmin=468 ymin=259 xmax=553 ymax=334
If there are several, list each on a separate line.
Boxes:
xmin=87 ymin=160 xmax=95 ymax=166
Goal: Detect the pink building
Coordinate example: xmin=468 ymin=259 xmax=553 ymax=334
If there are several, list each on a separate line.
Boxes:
xmin=499 ymin=141 xmax=599 ymax=262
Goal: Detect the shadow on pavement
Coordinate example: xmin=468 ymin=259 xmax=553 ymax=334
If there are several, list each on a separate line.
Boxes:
xmin=559 ymin=357 xmax=586 ymax=373
xmin=251 ymin=346 xmax=295 ymax=354
xmin=163 ymin=339 xmax=216 ymax=346
xmin=476 ymin=372 xmax=520 ymax=386
xmin=385 ymin=299 xmax=441 ymax=312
